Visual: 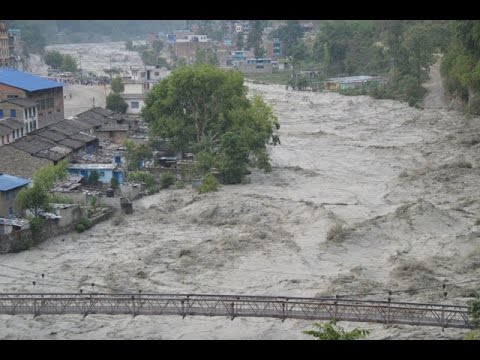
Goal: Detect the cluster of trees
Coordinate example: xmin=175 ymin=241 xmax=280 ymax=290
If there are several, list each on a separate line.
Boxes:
xmin=106 ymin=76 xmax=128 ymax=113
xmin=267 ymin=20 xmax=450 ymax=107
xmin=44 ymin=50 xmax=78 ymax=73
xmin=142 ymin=64 xmax=280 ymax=185
xmin=194 ymin=49 xmax=218 ymax=66
xmin=441 ymin=21 xmax=480 ymax=115
xmin=246 ymin=21 xmax=267 ymax=58
xmin=126 ymin=39 xmax=169 ymax=69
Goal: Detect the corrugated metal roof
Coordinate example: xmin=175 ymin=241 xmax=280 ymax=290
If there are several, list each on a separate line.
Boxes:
xmin=58 ymin=138 xmax=84 ymax=149
xmin=11 ymin=135 xmax=56 ymax=154
xmin=0 ymin=173 xmax=30 ymax=192
xmin=0 ymin=69 xmax=64 ymax=92
xmin=325 ymin=75 xmax=384 ymax=84
xmin=68 ymin=132 xmax=96 ymax=143
xmin=0 ymin=118 xmax=25 ymax=130
xmin=36 ymin=129 xmax=67 ymax=142
xmin=68 ymin=163 xmax=115 ymax=170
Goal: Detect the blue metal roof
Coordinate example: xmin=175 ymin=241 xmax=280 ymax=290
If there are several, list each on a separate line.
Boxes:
xmin=0 ymin=173 xmax=30 ymax=192
xmin=0 ymin=69 xmax=64 ymax=92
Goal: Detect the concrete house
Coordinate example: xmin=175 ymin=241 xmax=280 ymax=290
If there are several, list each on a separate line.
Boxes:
xmin=0 ymin=97 xmax=38 ymax=138
xmin=0 ymin=117 xmax=25 ymax=145
xmin=121 ymin=82 xmax=145 ymax=115
xmin=67 ymin=163 xmax=123 ymax=184
xmin=0 ymin=173 xmax=30 ymax=218
xmin=0 ymin=69 xmax=65 ymax=128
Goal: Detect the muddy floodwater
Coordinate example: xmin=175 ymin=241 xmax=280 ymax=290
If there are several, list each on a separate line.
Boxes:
xmin=1 ymin=77 xmax=479 ymax=339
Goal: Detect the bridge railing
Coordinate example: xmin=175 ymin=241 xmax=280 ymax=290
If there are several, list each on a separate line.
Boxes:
xmin=0 ymin=293 xmax=473 ymax=330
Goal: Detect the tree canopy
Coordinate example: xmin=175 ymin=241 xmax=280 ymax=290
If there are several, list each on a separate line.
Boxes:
xmin=106 ymin=93 xmax=128 ymax=113
xmin=61 ymin=54 xmax=78 ymax=73
xmin=16 ymin=161 xmax=67 ymax=218
xmin=44 ymin=50 xmax=64 ymax=69
xmin=111 ymin=76 xmax=125 ymax=94
xmin=441 ymin=21 xmax=480 ymax=114
xmin=142 ymin=64 xmax=280 ymax=184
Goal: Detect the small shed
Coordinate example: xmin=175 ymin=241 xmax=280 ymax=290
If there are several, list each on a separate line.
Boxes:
xmin=324 ymin=76 xmax=387 ymax=91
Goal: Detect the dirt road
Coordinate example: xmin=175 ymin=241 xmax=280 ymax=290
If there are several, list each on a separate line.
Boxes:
xmin=63 ymin=84 xmax=109 ymax=117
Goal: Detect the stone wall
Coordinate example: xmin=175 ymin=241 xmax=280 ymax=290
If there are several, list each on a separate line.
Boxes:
xmin=0 ymin=208 xmax=113 ymax=253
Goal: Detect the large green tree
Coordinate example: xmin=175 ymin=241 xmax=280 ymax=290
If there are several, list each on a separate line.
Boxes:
xmin=44 ymin=50 xmax=64 ymax=69
xmin=16 ymin=161 xmax=67 ymax=218
xmin=111 ymin=75 xmax=125 ymax=94
xmin=61 ymin=54 xmax=78 ymax=73
xmin=106 ymin=93 xmax=128 ymax=113
xmin=236 ymin=32 xmax=244 ymax=50
xmin=441 ymin=21 xmax=480 ymax=114
xmin=142 ymin=64 xmax=280 ymax=184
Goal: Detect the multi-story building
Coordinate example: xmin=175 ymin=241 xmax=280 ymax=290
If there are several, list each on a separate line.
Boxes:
xmin=0 ymin=69 xmax=64 ymax=128
xmin=0 ymin=98 xmax=38 ymax=133
xmin=0 ymin=21 xmax=15 ymax=68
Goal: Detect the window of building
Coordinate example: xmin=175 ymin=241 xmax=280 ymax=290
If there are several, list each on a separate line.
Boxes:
xmin=48 ymin=111 xmax=52 ymax=115
xmin=12 ymin=131 xmax=15 ymax=139
xmin=24 ymin=109 xmax=28 ymax=119
xmin=33 ymin=107 xmax=36 ymax=117
xmin=1 ymin=136 xmax=4 ymax=145
xmin=7 ymin=95 xmax=18 ymax=99
xmin=16 ymin=129 xmax=20 ymax=138
xmin=29 ymin=108 xmax=32 ymax=118
xmin=57 ymin=109 xmax=60 ymax=112
xmin=0 ymin=109 xmax=3 ymax=118
xmin=10 ymin=109 xmax=16 ymax=118
xmin=100 ymin=172 xmax=105 ymax=177
xmin=20 ymin=127 xmax=23 ymax=137
xmin=154 ymin=72 xmax=159 ymax=76
xmin=131 ymin=101 xmax=139 ymax=109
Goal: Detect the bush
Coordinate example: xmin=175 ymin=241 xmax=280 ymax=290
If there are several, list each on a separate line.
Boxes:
xmin=467 ymin=96 xmax=480 ymax=116
xmin=88 ymin=170 xmax=100 ymax=185
xmin=175 ymin=181 xmax=186 ymax=189
xmin=327 ymin=222 xmax=344 ymax=241
xmin=160 ymin=172 xmax=176 ymax=189
xmin=128 ymin=171 xmax=156 ymax=190
xmin=10 ymin=234 xmax=34 ymax=253
xmin=29 ymin=217 xmax=44 ymax=234
xmin=75 ymin=217 xmax=92 ymax=233
xmin=110 ymin=177 xmax=119 ymax=189
xmin=198 ymin=173 xmax=219 ymax=194
xmin=49 ymin=194 xmax=74 ymax=204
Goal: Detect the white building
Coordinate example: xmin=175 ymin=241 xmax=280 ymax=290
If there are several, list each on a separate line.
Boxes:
xmin=0 ymin=98 xmax=38 ymax=146
xmin=121 ymin=82 xmax=145 ymax=115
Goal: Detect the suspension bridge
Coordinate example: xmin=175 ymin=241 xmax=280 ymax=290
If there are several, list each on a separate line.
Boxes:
xmin=0 ymin=293 xmax=473 ymax=330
